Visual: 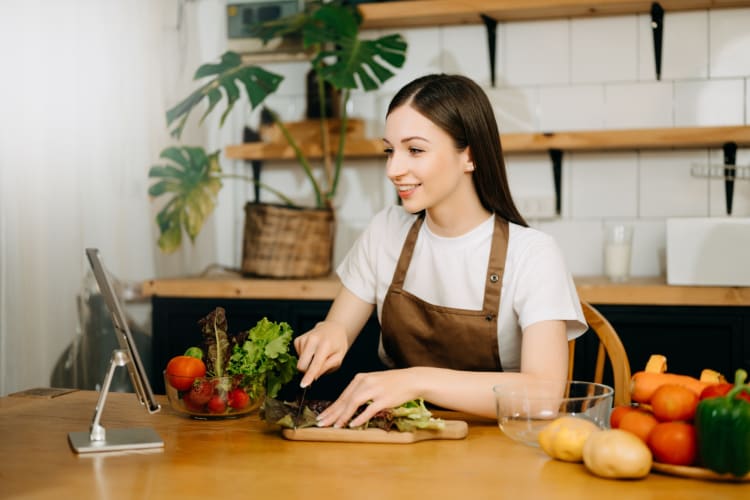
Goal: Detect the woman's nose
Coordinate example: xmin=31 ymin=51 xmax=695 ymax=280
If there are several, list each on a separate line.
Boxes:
xmin=385 ymin=156 xmax=407 ymax=180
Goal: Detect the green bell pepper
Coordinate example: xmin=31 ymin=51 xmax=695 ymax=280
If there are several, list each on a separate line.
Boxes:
xmin=694 ymin=368 xmax=750 ymax=477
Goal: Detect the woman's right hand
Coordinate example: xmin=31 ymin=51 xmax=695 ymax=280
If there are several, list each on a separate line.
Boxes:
xmin=294 ymin=320 xmax=350 ymax=388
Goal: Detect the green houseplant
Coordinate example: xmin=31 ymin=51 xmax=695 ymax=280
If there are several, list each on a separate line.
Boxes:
xmin=148 ymin=1 xmax=407 ymax=277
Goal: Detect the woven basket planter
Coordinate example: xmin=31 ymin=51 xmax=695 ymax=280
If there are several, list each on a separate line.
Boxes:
xmin=241 ymin=202 xmax=335 ymax=278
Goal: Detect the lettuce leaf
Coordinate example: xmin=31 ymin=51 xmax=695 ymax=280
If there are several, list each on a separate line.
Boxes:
xmin=227 ymin=317 xmax=298 ymax=399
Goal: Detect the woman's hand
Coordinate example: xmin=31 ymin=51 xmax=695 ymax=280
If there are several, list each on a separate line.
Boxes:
xmin=316 ymin=368 xmax=420 ymax=428
xmin=295 ymin=321 xmax=350 ymax=387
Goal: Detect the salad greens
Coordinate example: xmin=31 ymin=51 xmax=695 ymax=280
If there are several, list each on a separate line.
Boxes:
xmin=227 ymin=317 xmax=298 ymax=400
xmin=195 ymin=308 xmax=298 ymax=400
xmin=262 ymin=397 xmax=445 ymax=431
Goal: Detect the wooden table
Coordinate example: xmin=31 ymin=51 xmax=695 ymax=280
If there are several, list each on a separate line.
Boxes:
xmin=2 ymin=390 xmax=747 ymax=499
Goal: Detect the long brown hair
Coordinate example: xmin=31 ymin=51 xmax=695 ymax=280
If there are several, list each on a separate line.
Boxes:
xmin=386 ymin=74 xmax=527 ymax=227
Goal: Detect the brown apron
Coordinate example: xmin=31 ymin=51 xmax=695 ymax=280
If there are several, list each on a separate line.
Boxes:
xmin=380 ymin=214 xmax=509 ymax=371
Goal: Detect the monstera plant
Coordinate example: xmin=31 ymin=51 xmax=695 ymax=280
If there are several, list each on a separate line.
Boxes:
xmin=148 ymin=1 xmax=408 ymax=257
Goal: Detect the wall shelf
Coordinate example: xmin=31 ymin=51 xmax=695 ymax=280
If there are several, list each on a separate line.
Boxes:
xmin=225 ymin=125 xmax=750 ymax=161
xmin=358 ymin=0 xmax=750 ymax=29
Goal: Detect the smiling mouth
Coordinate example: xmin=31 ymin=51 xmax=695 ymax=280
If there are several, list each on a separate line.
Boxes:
xmin=396 ymin=184 xmax=420 ymax=198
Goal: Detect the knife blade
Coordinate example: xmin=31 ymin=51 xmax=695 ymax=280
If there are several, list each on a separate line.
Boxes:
xmin=293 ymin=385 xmax=308 ymax=429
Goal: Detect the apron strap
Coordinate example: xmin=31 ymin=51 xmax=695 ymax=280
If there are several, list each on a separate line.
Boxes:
xmin=389 ymin=215 xmax=424 ymax=288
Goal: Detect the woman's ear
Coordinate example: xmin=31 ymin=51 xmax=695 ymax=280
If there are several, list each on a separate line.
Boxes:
xmin=463 ymin=147 xmax=475 ymax=172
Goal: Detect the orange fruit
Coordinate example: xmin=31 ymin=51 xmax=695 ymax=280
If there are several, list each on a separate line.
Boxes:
xmin=618 ymin=409 xmax=658 ymax=443
xmin=609 ymin=405 xmax=637 ymax=429
xmin=647 ymin=421 xmax=697 ymax=466
xmin=650 ymin=384 xmax=698 ymax=422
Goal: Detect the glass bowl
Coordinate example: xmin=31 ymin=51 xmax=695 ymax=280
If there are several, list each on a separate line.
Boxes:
xmin=493 ymin=379 xmax=613 ymax=447
xmin=164 ymin=371 xmax=263 ymax=419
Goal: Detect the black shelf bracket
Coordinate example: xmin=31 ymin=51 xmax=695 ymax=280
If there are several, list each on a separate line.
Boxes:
xmin=549 ymin=148 xmax=563 ymax=216
xmin=651 ymin=2 xmax=664 ymax=81
xmin=480 ymin=14 xmax=498 ymax=87
xmin=723 ymin=141 xmax=737 ymax=216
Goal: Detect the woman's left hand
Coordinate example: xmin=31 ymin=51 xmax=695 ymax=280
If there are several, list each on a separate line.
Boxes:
xmin=316 ymin=368 xmax=419 ymax=428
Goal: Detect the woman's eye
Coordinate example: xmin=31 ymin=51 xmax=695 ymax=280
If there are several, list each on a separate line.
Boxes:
xmin=408 ymin=147 xmax=423 ymax=155
xmin=383 ymin=147 xmax=393 ymax=156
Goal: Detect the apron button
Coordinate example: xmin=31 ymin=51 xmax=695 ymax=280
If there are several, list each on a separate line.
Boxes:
xmin=489 ymin=273 xmax=499 ymax=283
xmin=485 ymin=314 xmax=494 ymax=322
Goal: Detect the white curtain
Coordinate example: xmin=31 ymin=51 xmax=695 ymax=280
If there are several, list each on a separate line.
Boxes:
xmin=0 ymin=0 xmax=231 ymax=396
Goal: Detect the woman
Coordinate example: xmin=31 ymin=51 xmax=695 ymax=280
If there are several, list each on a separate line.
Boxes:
xmin=295 ymin=74 xmax=586 ymax=427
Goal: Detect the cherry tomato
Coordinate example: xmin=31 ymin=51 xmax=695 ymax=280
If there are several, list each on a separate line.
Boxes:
xmin=228 ymin=388 xmax=250 ymax=409
xmin=165 ymin=355 xmax=206 ymax=391
xmin=207 ymin=394 xmax=226 ymax=414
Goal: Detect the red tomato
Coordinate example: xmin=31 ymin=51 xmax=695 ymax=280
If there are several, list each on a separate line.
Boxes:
xmin=207 ymin=395 xmax=226 ymax=414
xmin=647 ymin=421 xmax=697 ymax=466
xmin=228 ymin=388 xmax=250 ymax=409
xmin=699 ymin=383 xmax=750 ymax=402
xmin=165 ymin=355 xmax=206 ymax=391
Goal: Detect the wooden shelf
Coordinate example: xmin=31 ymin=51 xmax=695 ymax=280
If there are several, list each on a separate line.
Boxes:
xmin=358 ymin=0 xmax=750 ymax=29
xmin=225 ymin=125 xmax=750 ymax=160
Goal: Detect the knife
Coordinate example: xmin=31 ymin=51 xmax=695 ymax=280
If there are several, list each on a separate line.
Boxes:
xmin=294 ymin=385 xmax=308 ymax=429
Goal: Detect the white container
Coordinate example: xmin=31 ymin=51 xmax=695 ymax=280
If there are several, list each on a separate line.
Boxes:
xmin=666 ymin=218 xmax=750 ymax=286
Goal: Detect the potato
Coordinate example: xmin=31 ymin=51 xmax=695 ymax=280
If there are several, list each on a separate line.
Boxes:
xmin=582 ymin=429 xmax=652 ymax=479
xmin=538 ymin=416 xmax=601 ymax=463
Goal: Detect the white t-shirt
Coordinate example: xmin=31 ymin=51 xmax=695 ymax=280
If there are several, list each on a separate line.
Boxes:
xmin=337 ymin=205 xmax=587 ymax=371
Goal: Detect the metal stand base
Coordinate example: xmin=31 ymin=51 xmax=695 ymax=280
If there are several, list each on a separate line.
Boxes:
xmin=68 ymin=427 xmax=163 ymax=454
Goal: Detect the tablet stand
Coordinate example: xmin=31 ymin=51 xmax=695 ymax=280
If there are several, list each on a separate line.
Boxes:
xmin=68 ymin=349 xmax=164 ymax=454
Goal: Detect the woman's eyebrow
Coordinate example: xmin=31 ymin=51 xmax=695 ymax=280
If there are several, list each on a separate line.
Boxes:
xmin=382 ymin=136 xmax=430 ymax=144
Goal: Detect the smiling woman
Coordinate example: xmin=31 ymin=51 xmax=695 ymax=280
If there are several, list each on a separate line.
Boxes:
xmin=0 ymin=0 xmax=222 ymax=396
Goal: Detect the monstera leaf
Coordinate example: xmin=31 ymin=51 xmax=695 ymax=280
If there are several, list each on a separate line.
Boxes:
xmin=148 ymin=146 xmax=222 ymax=253
xmin=253 ymin=2 xmax=407 ymax=92
xmin=165 ymin=52 xmax=283 ymax=139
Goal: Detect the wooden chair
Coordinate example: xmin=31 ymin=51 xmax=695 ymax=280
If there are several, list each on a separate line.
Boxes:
xmin=568 ymin=301 xmax=632 ymax=406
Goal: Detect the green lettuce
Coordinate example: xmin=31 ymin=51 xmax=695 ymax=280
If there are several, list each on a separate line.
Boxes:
xmin=227 ymin=318 xmax=298 ymax=400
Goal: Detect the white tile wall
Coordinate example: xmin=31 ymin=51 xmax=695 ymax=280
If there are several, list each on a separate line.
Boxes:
xmin=709 ymin=8 xmax=750 ymax=78
xmin=441 ymin=24 xmax=497 ymax=88
xmin=638 ymin=150 xmax=710 ymax=217
xmin=539 ymin=85 xmax=605 ymax=131
xmin=604 ymin=82 xmax=673 ymax=128
xmin=486 ymin=87 xmax=538 ymax=132
xmin=567 ymin=152 xmax=638 ymax=218
xmin=571 ymin=16 xmax=638 ymax=84
xmin=674 ymin=80 xmax=745 ymax=126
xmin=225 ymin=7 xmax=750 ymax=277
xmin=503 ymin=19 xmax=570 ymax=86
xmin=637 ymin=11 xmax=709 ymax=81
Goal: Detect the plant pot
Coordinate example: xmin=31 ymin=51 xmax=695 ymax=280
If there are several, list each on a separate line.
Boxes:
xmin=241 ymin=202 xmax=335 ymax=278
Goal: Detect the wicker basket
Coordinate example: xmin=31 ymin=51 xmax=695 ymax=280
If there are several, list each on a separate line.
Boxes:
xmin=241 ymin=202 xmax=335 ymax=278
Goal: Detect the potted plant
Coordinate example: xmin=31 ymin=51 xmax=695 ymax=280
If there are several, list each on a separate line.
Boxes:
xmin=148 ymin=1 xmax=407 ymax=278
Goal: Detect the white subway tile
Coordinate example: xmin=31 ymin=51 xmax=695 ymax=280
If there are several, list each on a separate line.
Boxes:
xmin=504 ymin=19 xmax=569 ymax=86
xmin=674 ymin=80 xmax=744 ymax=126
xmin=505 ymin=154 xmax=555 ymax=197
xmin=334 ymin=159 xmax=388 ymax=221
xmin=629 ymin=219 xmax=666 ymax=277
xmin=539 ymin=85 xmax=604 ymax=131
xmin=487 ymin=86 xmax=539 ymax=133
xmin=571 ymin=16 xmax=638 ymax=84
xmin=440 ymin=24 xmax=496 ymax=87
xmin=568 ymin=152 xmax=638 ymax=217
xmin=604 ymin=82 xmax=673 ymax=128
xmin=638 ymin=11 xmax=709 ymax=81
xmin=379 ymin=27 xmax=442 ymax=92
xmin=261 ymin=60 xmax=308 ymax=96
xmin=639 ymin=150 xmax=710 ymax=217
xmin=537 ymin=219 xmax=601 ymax=276
xmin=346 ymin=91 xmax=379 ymax=138
xmin=709 ymin=8 xmax=750 ymax=78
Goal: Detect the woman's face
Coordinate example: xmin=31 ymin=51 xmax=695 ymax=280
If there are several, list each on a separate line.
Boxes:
xmin=383 ymin=104 xmax=474 ymax=215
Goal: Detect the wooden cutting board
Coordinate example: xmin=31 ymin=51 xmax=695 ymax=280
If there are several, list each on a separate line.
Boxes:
xmin=281 ymin=420 xmax=468 ymax=444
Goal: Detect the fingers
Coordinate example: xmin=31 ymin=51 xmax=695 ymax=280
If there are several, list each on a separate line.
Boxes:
xmin=317 ymin=373 xmax=384 ymax=428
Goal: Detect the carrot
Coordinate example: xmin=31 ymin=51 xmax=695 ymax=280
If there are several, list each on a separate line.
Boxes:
xmin=630 ymin=371 xmax=712 ymax=404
